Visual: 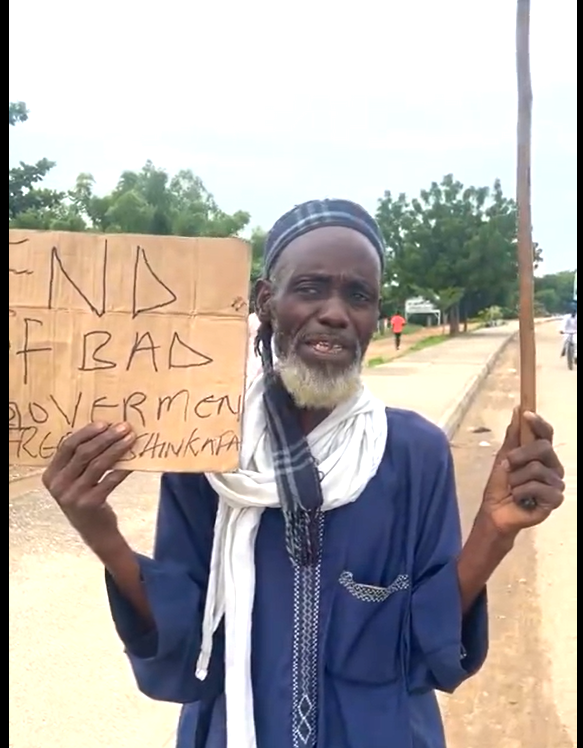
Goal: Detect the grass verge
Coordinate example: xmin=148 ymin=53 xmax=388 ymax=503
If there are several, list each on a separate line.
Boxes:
xmin=407 ymin=333 xmax=448 ymax=353
xmin=366 ymin=333 xmax=449 ymax=368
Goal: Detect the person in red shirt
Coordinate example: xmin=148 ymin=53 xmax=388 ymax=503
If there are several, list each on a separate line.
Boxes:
xmin=390 ymin=312 xmax=406 ymax=350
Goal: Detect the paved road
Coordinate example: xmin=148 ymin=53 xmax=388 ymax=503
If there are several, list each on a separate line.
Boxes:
xmin=532 ymin=323 xmax=577 ymax=744
xmin=440 ymin=322 xmax=577 ymax=748
xmin=9 ymin=474 xmax=179 ymax=748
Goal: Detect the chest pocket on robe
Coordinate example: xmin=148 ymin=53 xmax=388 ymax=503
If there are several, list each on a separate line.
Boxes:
xmin=325 ymin=569 xmax=410 ymax=685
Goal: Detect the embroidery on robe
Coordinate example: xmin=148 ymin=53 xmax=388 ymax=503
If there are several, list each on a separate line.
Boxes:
xmin=291 ymin=514 xmax=324 ymax=748
xmin=339 ymin=571 xmax=410 ymax=603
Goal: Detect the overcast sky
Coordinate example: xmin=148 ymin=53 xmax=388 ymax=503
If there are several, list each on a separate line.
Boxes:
xmin=9 ymin=0 xmax=577 ymax=273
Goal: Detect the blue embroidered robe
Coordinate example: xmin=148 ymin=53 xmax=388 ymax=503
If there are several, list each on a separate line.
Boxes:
xmin=107 ymin=408 xmax=488 ymax=748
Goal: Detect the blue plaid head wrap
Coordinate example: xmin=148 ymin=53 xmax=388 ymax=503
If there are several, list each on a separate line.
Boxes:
xmin=257 ymin=199 xmax=385 ymax=568
xmin=263 ymin=197 xmax=385 ymax=278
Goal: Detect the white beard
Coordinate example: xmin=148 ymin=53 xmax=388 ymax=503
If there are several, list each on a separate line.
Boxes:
xmin=277 ymin=350 xmax=363 ymax=410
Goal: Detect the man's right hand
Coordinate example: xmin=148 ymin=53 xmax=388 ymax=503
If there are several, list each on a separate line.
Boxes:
xmin=42 ymin=422 xmax=136 ymax=553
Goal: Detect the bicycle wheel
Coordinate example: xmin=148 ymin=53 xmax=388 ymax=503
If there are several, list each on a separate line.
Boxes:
xmin=567 ymin=342 xmax=574 ymax=370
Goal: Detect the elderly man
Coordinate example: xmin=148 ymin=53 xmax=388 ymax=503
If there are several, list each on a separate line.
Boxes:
xmin=43 ymin=199 xmax=564 ymax=748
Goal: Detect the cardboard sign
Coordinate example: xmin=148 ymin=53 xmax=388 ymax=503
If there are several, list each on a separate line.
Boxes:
xmin=9 ymin=230 xmax=251 ymax=473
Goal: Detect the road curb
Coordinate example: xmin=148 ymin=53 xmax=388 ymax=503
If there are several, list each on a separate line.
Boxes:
xmin=438 ymin=318 xmax=554 ymax=439
xmin=438 ymin=329 xmax=519 ymax=438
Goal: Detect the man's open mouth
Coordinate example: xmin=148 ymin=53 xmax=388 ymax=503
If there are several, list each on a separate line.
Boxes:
xmin=302 ymin=338 xmax=349 ymax=358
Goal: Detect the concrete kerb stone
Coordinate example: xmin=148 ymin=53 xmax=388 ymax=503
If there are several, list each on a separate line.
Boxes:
xmin=438 ymin=318 xmax=554 ymax=440
xmin=438 ymin=330 xmax=519 ymax=439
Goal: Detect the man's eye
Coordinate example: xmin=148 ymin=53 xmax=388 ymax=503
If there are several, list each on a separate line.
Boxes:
xmin=296 ymin=285 xmax=320 ymax=295
xmin=350 ymin=290 xmax=371 ymax=304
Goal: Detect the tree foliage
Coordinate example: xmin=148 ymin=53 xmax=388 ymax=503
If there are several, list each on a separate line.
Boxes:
xmin=534 ymin=271 xmax=577 ymax=315
xmin=60 ymin=165 xmax=251 ymax=237
xmin=249 ymin=227 xmax=267 ymax=283
xmin=9 ymin=101 xmax=28 ymax=126
xmin=10 ymin=162 xmax=251 ymax=238
xmin=9 ymin=102 xmax=64 ymax=222
xmin=376 ymin=174 xmax=542 ymax=333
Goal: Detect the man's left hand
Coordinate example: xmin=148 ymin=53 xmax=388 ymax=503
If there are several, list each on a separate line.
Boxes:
xmin=480 ymin=408 xmax=565 ymax=537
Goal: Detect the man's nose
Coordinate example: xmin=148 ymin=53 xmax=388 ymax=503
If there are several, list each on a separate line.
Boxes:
xmin=317 ymin=294 xmax=350 ymax=328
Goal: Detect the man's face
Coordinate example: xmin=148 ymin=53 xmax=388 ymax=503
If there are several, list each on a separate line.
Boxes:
xmin=257 ymin=226 xmax=381 ymax=410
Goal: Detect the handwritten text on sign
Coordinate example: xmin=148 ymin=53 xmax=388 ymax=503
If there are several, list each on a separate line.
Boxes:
xmin=9 ymin=230 xmax=251 ymax=472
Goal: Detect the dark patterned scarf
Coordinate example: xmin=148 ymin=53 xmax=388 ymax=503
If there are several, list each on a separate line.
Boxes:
xmin=256 ymin=198 xmax=386 ymax=567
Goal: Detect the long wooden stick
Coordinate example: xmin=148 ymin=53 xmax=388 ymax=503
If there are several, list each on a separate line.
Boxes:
xmin=516 ymin=0 xmax=536 ymax=445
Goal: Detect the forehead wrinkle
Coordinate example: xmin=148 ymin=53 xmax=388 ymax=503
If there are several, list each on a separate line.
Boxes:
xmin=292 ymin=270 xmax=378 ymax=288
xmin=267 ymin=229 xmax=381 ymax=288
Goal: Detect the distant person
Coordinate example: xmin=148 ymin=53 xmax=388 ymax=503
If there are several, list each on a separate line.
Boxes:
xmin=390 ymin=311 xmax=406 ymax=350
xmin=559 ymin=302 xmax=577 ymax=358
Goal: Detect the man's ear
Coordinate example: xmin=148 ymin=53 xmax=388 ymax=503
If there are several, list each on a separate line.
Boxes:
xmin=254 ymin=278 xmax=273 ymax=324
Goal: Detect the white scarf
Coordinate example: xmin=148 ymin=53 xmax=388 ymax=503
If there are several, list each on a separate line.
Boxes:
xmin=199 ymin=373 xmax=388 ymax=748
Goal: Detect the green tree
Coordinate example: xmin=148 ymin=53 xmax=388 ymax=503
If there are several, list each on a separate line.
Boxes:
xmin=376 ymin=174 xmax=542 ymax=334
xmin=9 ymin=102 xmax=65 ymax=224
xmin=249 ymin=227 xmax=267 ymax=282
xmin=9 ymin=101 xmax=28 ymax=126
xmin=534 ymin=270 xmax=577 ymax=314
xmin=63 ymin=162 xmax=251 ymax=238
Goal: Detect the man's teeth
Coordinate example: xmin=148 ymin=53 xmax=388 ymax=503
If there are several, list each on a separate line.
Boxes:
xmin=312 ymin=341 xmax=342 ymax=352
